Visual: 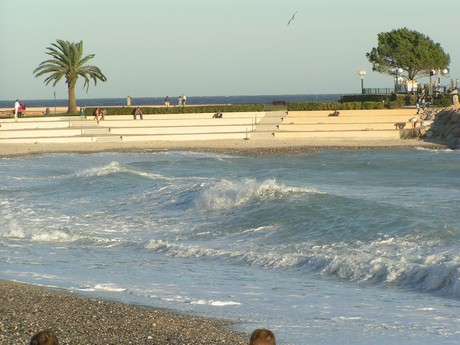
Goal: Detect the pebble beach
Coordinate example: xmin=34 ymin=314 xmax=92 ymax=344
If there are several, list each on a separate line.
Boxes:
xmin=0 ymin=280 xmax=248 ymax=345
xmin=0 ymin=138 xmax=448 ymax=158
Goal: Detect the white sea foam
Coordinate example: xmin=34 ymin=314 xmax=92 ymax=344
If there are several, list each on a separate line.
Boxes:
xmin=153 ymin=294 xmax=241 ymax=307
xmin=75 ymin=161 xmax=127 ymax=177
xmin=75 ymin=161 xmax=168 ymax=180
xmin=93 ymin=283 xmax=127 ymax=292
xmin=145 ymin=239 xmax=239 ymax=259
xmin=415 ymin=147 xmax=455 ymax=153
xmin=75 ymin=283 xmax=126 ymax=292
xmin=287 ymin=235 xmax=460 ymax=298
xmin=1 ymin=221 xmax=26 ymax=239
xmin=191 ymin=299 xmax=242 ymax=307
xmin=31 ymin=230 xmax=77 ymax=242
xmin=194 ymin=178 xmax=319 ymax=210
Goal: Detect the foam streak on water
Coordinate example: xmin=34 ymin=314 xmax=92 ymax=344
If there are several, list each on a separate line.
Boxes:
xmin=1 ymin=148 xmax=459 ymax=345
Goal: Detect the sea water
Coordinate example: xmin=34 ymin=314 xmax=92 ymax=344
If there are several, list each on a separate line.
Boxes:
xmin=1 ymin=147 xmax=459 ymax=345
xmin=0 ymin=94 xmax=341 ymax=108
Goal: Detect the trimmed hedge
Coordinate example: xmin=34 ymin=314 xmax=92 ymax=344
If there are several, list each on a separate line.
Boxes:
xmin=287 ymin=101 xmax=386 ymax=111
xmin=83 ymin=104 xmax=264 ymax=116
xmin=288 ymin=92 xmax=453 ymax=111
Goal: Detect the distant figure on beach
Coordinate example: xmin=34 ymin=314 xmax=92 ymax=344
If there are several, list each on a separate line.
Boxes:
xmin=30 ymin=330 xmax=59 ymax=345
xmin=133 ymin=106 xmax=143 ymax=120
xmin=213 ymin=111 xmax=223 ymax=118
xmin=178 ymin=95 xmax=182 ymax=106
xmin=127 ymin=96 xmax=132 ymax=106
xmin=164 ymin=96 xmax=170 ymax=108
xmin=14 ymin=99 xmax=20 ymax=119
xmin=249 ymin=328 xmax=276 ymax=345
xmin=181 ymin=94 xmax=187 ymax=106
xmin=101 ymin=108 xmax=107 ymax=120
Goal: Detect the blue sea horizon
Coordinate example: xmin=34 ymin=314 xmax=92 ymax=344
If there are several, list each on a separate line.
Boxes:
xmin=0 ymin=93 xmax=343 ymax=108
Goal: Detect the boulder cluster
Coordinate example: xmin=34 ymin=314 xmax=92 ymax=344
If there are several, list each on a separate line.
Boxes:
xmin=424 ymin=109 xmax=460 ymax=149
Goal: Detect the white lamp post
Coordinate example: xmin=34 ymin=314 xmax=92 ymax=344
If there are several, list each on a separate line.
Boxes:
xmin=441 ymin=69 xmax=450 ymax=93
xmin=358 ymin=70 xmax=366 ymax=94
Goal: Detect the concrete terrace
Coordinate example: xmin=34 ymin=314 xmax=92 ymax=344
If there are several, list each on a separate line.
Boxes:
xmin=0 ymin=108 xmax=419 ymax=144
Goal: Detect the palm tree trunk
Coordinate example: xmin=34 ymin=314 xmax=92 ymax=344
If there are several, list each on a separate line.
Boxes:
xmin=67 ymin=85 xmax=77 ymax=114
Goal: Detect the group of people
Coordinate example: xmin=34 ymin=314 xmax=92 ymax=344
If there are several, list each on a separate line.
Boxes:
xmin=178 ymin=94 xmax=187 ymax=106
xmin=164 ymin=94 xmax=187 ymax=107
xmin=29 ymin=328 xmax=276 ymax=345
xmin=415 ymin=93 xmax=434 ymax=114
xmin=14 ymin=99 xmax=26 ymax=118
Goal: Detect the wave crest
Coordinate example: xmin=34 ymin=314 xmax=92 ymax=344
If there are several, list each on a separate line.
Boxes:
xmin=293 ymin=235 xmax=460 ymax=299
xmin=75 ymin=161 xmax=169 ymax=180
xmin=194 ymin=178 xmax=319 ymax=210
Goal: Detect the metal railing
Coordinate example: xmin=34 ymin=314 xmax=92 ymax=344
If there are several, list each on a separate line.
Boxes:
xmin=362 ymin=88 xmax=393 ymax=95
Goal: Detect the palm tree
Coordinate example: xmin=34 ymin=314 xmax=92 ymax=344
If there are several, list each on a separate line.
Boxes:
xmin=33 ymin=39 xmax=107 ymax=114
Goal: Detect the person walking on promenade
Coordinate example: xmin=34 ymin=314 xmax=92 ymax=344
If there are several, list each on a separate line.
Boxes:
xmin=164 ymin=96 xmax=170 ymax=107
xmin=249 ymin=328 xmax=276 ymax=345
xmin=133 ymin=106 xmax=143 ymax=120
xmin=14 ymin=99 xmax=20 ymax=119
xmin=416 ymin=93 xmax=425 ymax=114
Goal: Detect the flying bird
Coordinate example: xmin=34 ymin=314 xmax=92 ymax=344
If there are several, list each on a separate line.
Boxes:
xmin=287 ymin=11 xmax=298 ymax=26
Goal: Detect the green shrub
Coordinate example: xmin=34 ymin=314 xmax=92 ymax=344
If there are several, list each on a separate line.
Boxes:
xmin=287 ymin=101 xmax=386 ymax=111
xmin=404 ymin=94 xmax=417 ymax=106
xmin=433 ymin=96 xmax=452 ymax=107
xmin=341 ymin=95 xmax=388 ymax=103
xmin=83 ymin=104 xmax=264 ymax=116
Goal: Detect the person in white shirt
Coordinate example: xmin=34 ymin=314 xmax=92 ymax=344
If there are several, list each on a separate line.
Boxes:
xmin=14 ymin=99 xmax=20 ymax=118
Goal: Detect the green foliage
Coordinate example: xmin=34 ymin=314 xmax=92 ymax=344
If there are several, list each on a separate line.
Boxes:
xmin=366 ymin=27 xmax=450 ymax=81
xmin=287 ymin=102 xmax=386 ymax=111
xmin=341 ymin=95 xmax=388 ymax=102
xmin=404 ymin=94 xmax=417 ymax=106
xmin=83 ymin=104 xmax=264 ymax=116
xmin=433 ymin=95 xmax=452 ymax=107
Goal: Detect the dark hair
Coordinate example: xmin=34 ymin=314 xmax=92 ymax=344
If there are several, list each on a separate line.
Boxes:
xmin=249 ymin=328 xmax=276 ymax=345
xmin=30 ymin=330 xmax=59 ymax=345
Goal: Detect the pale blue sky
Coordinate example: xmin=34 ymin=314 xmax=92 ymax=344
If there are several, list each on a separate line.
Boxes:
xmin=1 ymin=0 xmax=459 ymax=101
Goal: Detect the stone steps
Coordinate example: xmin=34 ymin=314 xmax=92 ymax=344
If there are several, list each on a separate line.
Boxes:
xmin=278 ymin=123 xmax=404 ymax=131
xmin=0 ymin=108 xmax=432 ymax=144
xmin=274 ymin=129 xmax=401 ymax=140
xmin=0 ymin=112 xmax=265 ymax=143
xmin=271 ymin=109 xmax=422 ymax=140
